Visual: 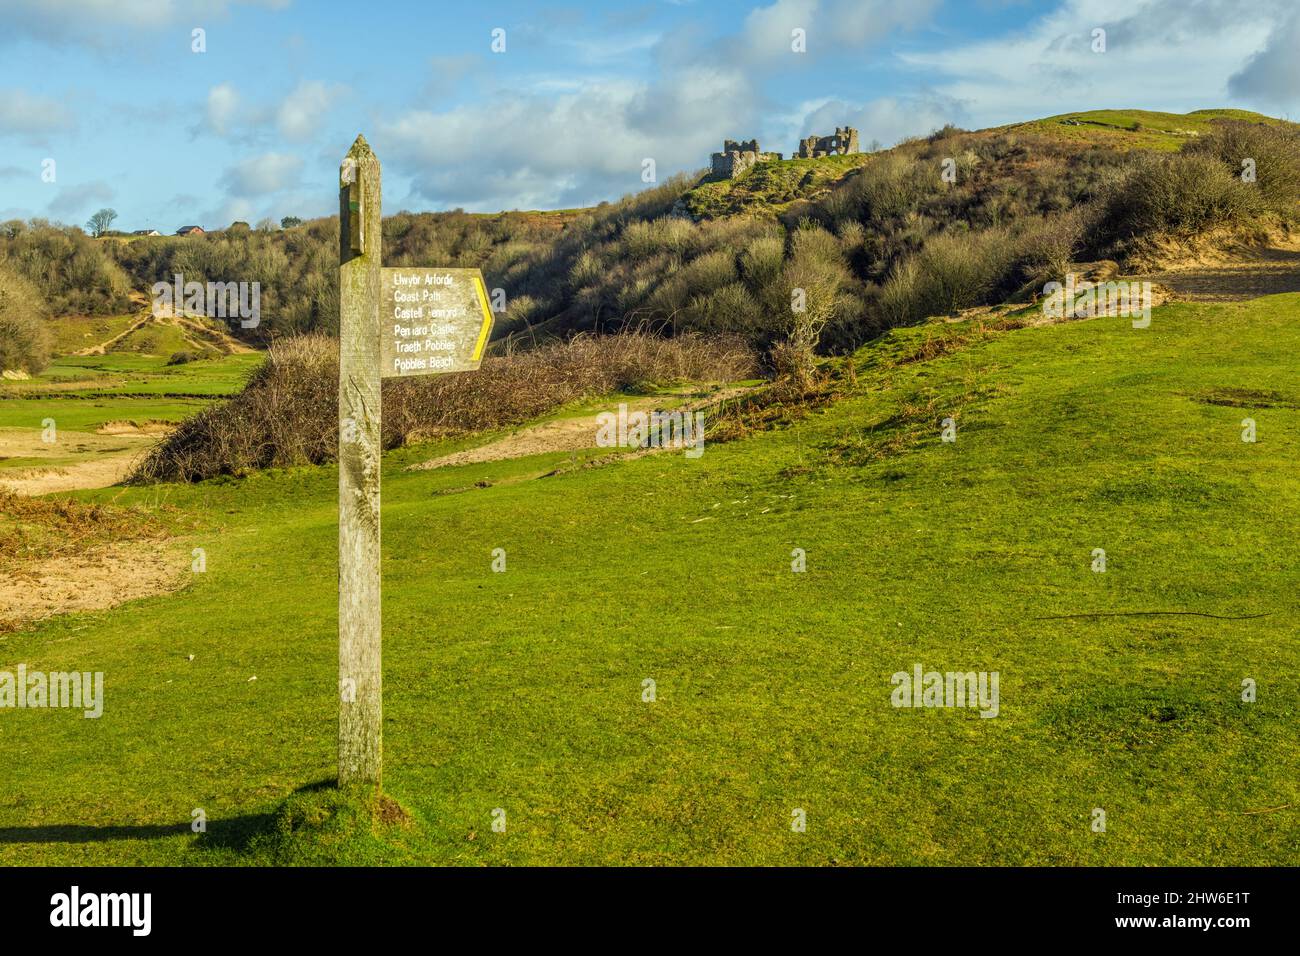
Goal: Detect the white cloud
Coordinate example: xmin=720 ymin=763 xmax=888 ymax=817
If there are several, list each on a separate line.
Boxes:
xmin=277 ymin=80 xmax=345 ymax=142
xmin=776 ymin=94 xmax=969 ymax=151
xmin=0 ymin=0 xmax=291 ymax=48
xmin=380 ymin=69 xmax=756 ymax=211
xmin=218 ymin=152 xmax=303 ymax=196
xmin=425 ymin=54 xmax=481 ymax=100
xmin=195 ymin=79 xmax=343 ymax=143
xmin=203 ymin=196 xmax=258 ymax=229
xmin=205 ymin=83 xmax=241 ymax=136
xmin=47 ymin=180 xmax=115 ymax=219
xmin=735 ymin=0 xmax=819 ymax=62
xmin=0 ymin=89 xmax=75 ymax=142
xmin=900 ymin=0 xmax=1280 ymax=126
xmin=729 ymin=0 xmax=939 ymax=64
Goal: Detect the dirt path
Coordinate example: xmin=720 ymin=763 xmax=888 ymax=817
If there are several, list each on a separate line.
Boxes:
xmin=408 ymin=386 xmax=754 ymax=472
xmin=76 ymin=300 xmax=257 ymax=357
xmin=76 ymin=311 xmax=153 ymax=355
xmin=1139 ymin=237 xmax=1300 ymax=302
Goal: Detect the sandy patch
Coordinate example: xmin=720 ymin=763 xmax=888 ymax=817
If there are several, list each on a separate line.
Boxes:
xmin=0 ymin=428 xmax=152 ymax=495
xmin=408 ymin=398 xmax=663 ymax=471
xmin=96 ymin=420 xmax=173 ymax=436
xmin=0 ymin=458 xmax=139 ymax=496
xmin=1137 ymin=236 xmax=1300 ymax=303
xmin=0 ymin=541 xmax=187 ymax=629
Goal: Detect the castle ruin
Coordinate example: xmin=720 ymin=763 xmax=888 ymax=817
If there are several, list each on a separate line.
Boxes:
xmin=710 ymin=127 xmax=860 ymax=179
xmin=796 ymin=126 xmax=859 ymax=159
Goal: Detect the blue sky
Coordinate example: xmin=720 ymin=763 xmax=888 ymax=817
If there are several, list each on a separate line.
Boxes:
xmin=1 ymin=0 xmax=1296 ymax=232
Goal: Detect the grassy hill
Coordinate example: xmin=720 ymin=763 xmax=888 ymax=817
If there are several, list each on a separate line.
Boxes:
xmin=683 ymin=153 xmax=871 ymax=220
xmin=2 ymin=110 xmax=1298 ymax=863
xmin=2 ymin=292 xmax=1296 ymax=865
xmin=676 ymin=109 xmax=1291 ymax=223
xmin=1007 ymin=108 xmax=1295 ymax=151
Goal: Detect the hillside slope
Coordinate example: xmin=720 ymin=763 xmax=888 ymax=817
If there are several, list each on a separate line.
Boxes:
xmin=3 ymin=108 xmax=1294 ymax=356
xmin=1 ymin=294 xmax=1295 ymax=865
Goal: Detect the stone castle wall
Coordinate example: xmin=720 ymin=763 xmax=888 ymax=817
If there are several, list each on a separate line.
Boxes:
xmin=710 ymin=147 xmax=783 ymax=179
xmin=795 ymin=126 xmax=860 ymax=159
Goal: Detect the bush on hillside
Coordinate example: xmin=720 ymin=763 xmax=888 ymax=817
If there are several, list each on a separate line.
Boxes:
xmin=880 ymin=227 xmax=1016 ymax=325
xmin=0 ymin=263 xmax=50 ymax=373
xmin=1095 ymin=153 xmax=1262 ymax=252
xmin=780 ymin=223 xmax=851 ymax=385
xmin=1184 ymin=120 xmax=1300 ymax=220
xmin=0 ymin=223 xmax=131 ymax=315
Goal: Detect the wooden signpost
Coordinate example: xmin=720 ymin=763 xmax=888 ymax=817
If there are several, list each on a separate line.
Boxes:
xmin=337 ymin=135 xmax=495 ymax=788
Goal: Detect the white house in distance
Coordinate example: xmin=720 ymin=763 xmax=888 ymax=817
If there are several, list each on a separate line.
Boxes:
xmin=132 ymin=229 xmax=161 ymax=237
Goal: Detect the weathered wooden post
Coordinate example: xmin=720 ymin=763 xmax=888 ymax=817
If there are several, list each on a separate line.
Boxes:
xmin=338 ymin=135 xmax=383 ymax=787
xmin=334 ymin=133 xmax=495 ymax=792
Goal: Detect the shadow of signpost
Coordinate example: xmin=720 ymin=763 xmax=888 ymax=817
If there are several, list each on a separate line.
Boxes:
xmin=0 ymin=812 xmax=277 ymax=852
xmin=0 ymin=780 xmax=386 ymax=860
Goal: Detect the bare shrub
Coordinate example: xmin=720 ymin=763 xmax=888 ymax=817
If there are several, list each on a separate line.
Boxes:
xmin=623 ymin=217 xmax=698 ymax=258
xmin=781 ymin=222 xmax=849 ymax=390
xmin=131 ymin=332 xmax=758 ymax=483
xmin=738 ymin=235 xmax=786 ymax=294
xmin=131 ymin=335 xmax=337 ymax=483
xmin=677 ymin=250 xmax=737 ymax=297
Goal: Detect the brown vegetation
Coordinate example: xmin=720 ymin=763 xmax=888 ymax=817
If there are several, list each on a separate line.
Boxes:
xmin=130 ymin=331 xmax=757 ymax=483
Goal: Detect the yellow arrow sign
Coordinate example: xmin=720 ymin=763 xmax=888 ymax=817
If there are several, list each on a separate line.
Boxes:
xmin=379 ymin=267 xmax=496 ymax=377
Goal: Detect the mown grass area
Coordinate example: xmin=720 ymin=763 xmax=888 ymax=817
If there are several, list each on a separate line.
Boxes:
xmin=14 ymin=352 xmax=263 ymax=397
xmin=0 ymin=398 xmax=217 ymax=433
xmin=684 ymin=153 xmax=872 ymax=220
xmin=0 ymin=294 xmax=1297 ymax=865
xmin=1007 ymin=108 xmax=1296 ymax=152
xmin=0 ymin=352 xmax=261 ymax=433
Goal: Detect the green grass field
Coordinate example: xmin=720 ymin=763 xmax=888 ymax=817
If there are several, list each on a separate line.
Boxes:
xmin=0 ymin=352 xmax=259 ymax=434
xmin=1 ymin=292 xmax=1296 ymax=864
